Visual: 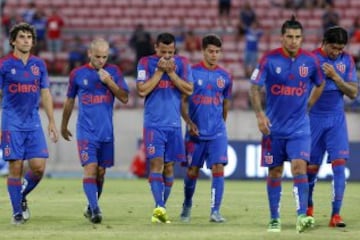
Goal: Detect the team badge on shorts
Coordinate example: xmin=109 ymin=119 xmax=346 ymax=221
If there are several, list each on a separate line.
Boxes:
xmin=4 ymin=146 xmax=11 ymax=157
xmin=80 ymin=151 xmax=89 ymax=163
xmin=147 ymin=145 xmax=155 ymax=155
xmin=264 ymin=154 xmax=273 ymax=164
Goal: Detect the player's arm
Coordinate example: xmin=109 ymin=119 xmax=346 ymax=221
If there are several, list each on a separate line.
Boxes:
xmin=41 ymin=88 xmax=59 ymax=143
xmin=166 ymin=59 xmax=193 ymax=96
xmin=249 ymin=84 xmax=271 ymax=135
xmin=223 ymin=99 xmax=231 ymax=121
xmin=181 ymin=94 xmax=199 ymax=136
xmin=61 ymin=97 xmax=75 ymax=141
xmin=136 ymin=69 xmax=163 ymax=98
xmin=98 ymin=69 xmax=129 ymax=103
xmin=322 ymin=63 xmax=358 ymax=99
xmin=308 ymin=81 xmax=325 ymax=110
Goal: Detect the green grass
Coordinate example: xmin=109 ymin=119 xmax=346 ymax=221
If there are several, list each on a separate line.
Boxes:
xmin=0 ymin=178 xmax=359 ymax=240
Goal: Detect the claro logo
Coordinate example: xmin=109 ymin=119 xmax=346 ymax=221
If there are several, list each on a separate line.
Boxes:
xmin=9 ymin=83 xmax=39 ymax=93
xmin=271 ymin=82 xmax=306 ymax=96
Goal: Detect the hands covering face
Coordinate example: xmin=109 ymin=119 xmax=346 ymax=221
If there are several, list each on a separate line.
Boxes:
xmin=157 ymin=57 xmax=175 ymax=73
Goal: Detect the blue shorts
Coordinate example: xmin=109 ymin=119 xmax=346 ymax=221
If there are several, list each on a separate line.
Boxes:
xmin=261 ymin=134 xmax=310 ymax=168
xmin=185 ymin=133 xmax=228 ymax=169
xmin=310 ymin=114 xmax=349 ymax=165
xmin=1 ymin=129 xmax=49 ymax=160
xmin=77 ymin=139 xmax=114 ymax=168
xmin=143 ymin=126 xmax=185 ymax=163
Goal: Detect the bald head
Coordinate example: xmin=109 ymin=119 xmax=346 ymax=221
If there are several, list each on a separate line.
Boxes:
xmin=88 ymin=38 xmax=110 ymax=69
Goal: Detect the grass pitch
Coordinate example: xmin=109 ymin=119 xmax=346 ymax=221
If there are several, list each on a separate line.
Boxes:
xmin=0 ymin=178 xmax=359 ymax=240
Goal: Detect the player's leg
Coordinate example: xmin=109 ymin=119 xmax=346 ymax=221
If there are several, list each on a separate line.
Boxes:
xmin=288 ymin=137 xmax=314 ymax=233
xmin=20 ymin=128 xmax=49 ymax=221
xmin=163 ymin=162 xmax=174 ymax=205
xmin=326 ymin=115 xmax=348 ymax=227
xmin=208 ymin=135 xmax=228 ymax=223
xmin=2 ymin=130 xmax=26 ymax=224
xmin=261 ymin=135 xmax=283 ymax=232
xmin=8 ymin=160 xmax=25 ymax=224
xmin=180 ymin=166 xmax=200 ymax=222
xmin=307 ymin=115 xmax=326 ymax=217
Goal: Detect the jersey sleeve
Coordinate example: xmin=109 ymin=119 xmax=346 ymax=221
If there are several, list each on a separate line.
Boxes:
xmin=178 ymin=57 xmax=193 ymax=84
xmin=310 ymin=54 xmax=324 ymax=86
xmin=39 ymin=59 xmax=50 ymax=89
xmin=345 ymin=54 xmax=358 ymax=83
xmin=113 ymin=65 xmax=129 ymax=92
xmin=66 ymin=69 xmax=78 ymax=98
xmin=136 ymin=57 xmax=149 ymax=83
xmin=250 ymin=56 xmax=267 ymax=86
xmin=224 ymin=72 xmax=233 ymax=100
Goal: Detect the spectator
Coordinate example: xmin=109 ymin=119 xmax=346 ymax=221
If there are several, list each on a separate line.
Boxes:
xmin=31 ymin=9 xmax=47 ymax=54
xmin=46 ymin=8 xmax=64 ymax=55
xmin=21 ymin=1 xmax=36 ymax=23
xmin=242 ymin=21 xmax=263 ymax=78
xmin=1 ymin=10 xmax=21 ymax=54
xmin=322 ymin=3 xmax=339 ymax=32
xmin=218 ymin=0 xmax=232 ymax=29
xmin=67 ymin=36 xmax=87 ymax=72
xmin=349 ymin=17 xmax=360 ymax=43
xmin=129 ymin=23 xmax=154 ymax=74
xmin=184 ymin=30 xmax=201 ymax=53
xmin=239 ymin=1 xmax=256 ymax=29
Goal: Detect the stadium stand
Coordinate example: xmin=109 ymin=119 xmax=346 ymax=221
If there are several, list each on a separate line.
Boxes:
xmin=2 ymin=0 xmax=359 ymax=109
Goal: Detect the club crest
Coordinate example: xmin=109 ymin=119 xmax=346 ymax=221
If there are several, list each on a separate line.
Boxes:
xmin=299 ymin=66 xmax=308 ymax=77
xmin=264 ymin=154 xmax=273 ymax=164
xmin=147 ymin=145 xmax=155 ymax=155
xmin=31 ymin=65 xmax=40 ymax=76
xmin=276 ymin=67 xmax=281 ymax=74
xmin=11 ymin=68 xmax=16 ymax=75
xmin=336 ymin=63 xmax=346 ymax=73
xmin=217 ymin=77 xmax=225 ymax=88
xmin=4 ymin=146 xmax=11 ymax=157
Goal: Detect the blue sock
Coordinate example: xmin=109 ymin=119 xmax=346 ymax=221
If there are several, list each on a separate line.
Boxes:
xmin=7 ymin=177 xmax=22 ymax=215
xmin=183 ymin=173 xmax=198 ymax=207
xmin=307 ymin=167 xmax=318 ymax=207
xmin=22 ymin=171 xmax=42 ymax=199
xmin=97 ymin=177 xmax=104 ymax=200
xmin=149 ymin=172 xmax=164 ymax=208
xmin=211 ymin=172 xmax=224 ymax=213
xmin=293 ymin=174 xmax=309 ymax=216
xmin=267 ymin=177 xmax=282 ymax=219
xmin=331 ymin=159 xmax=346 ymax=216
xmin=163 ymin=176 xmax=174 ymax=205
xmin=83 ymin=177 xmax=99 ymax=212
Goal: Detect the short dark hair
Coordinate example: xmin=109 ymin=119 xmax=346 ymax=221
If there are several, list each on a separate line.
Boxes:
xmin=9 ymin=22 xmax=36 ymax=48
xmin=156 ymin=32 xmax=175 ymax=46
xmin=323 ymin=26 xmax=348 ymax=45
xmin=281 ymin=15 xmax=303 ymax=35
xmin=202 ymin=34 xmax=222 ymax=49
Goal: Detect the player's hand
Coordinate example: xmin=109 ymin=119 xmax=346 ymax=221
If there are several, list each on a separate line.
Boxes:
xmin=61 ymin=127 xmax=72 ymax=141
xmin=98 ymin=68 xmax=112 ymax=84
xmin=322 ymin=63 xmax=339 ymax=80
xmin=256 ymin=112 xmax=271 ymax=135
xmin=188 ymin=121 xmax=200 ymax=137
xmin=157 ymin=57 xmax=168 ymax=72
xmin=165 ymin=58 xmax=176 ymax=73
xmin=48 ymin=123 xmax=59 ymax=143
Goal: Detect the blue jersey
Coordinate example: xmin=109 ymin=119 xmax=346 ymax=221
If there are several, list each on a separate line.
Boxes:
xmin=250 ymin=48 xmax=323 ymax=138
xmin=0 ymin=53 xmax=49 ymax=131
xmin=67 ymin=63 xmax=129 ymax=142
xmin=137 ymin=54 xmax=193 ymax=128
xmin=188 ymin=62 xmax=232 ymax=140
xmin=310 ymin=48 xmax=358 ymax=116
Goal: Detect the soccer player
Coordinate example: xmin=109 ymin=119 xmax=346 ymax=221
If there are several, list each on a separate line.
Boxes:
xmin=179 ymin=34 xmax=232 ymax=223
xmin=249 ymin=16 xmax=325 ymax=233
xmin=61 ymin=38 xmax=129 ymax=224
xmin=0 ymin=22 xmax=59 ymax=224
xmin=136 ymin=32 xmax=193 ymax=223
xmin=307 ymin=26 xmax=358 ymax=228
